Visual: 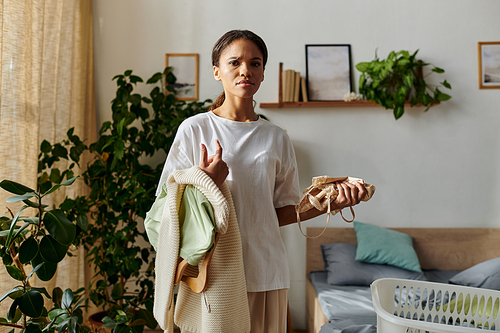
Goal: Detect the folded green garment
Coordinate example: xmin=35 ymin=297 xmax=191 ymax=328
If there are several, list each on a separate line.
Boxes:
xmin=144 ymin=184 xmax=215 ymax=266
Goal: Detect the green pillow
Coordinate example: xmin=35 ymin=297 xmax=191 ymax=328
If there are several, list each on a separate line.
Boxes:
xmin=353 ymin=221 xmax=421 ymax=272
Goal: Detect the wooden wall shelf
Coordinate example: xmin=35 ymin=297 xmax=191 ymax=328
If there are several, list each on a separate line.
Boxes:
xmin=259 ymin=100 xmax=434 ymax=109
xmin=259 ymin=101 xmax=378 ymax=108
xmin=261 ymin=62 xmax=438 ymax=109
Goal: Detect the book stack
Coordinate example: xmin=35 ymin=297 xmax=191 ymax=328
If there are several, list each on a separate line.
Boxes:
xmin=280 ymin=65 xmax=308 ymax=103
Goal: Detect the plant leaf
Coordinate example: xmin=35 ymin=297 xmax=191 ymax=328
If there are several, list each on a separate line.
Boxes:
xmin=42 ymin=176 xmax=78 ymax=196
xmin=437 ymin=92 xmax=452 ymax=101
xmin=19 ymin=237 xmax=39 ymax=264
xmin=76 ymin=214 xmax=88 ymax=231
xmin=25 ymin=263 xmax=44 ymax=284
xmin=355 ymin=62 xmax=370 ymax=72
xmin=115 ymin=324 xmax=132 ymax=333
xmin=42 ymin=209 xmax=76 ymax=245
xmin=62 ymin=289 xmax=74 ymax=310
xmin=146 ymin=72 xmax=163 ymax=84
xmin=5 ymin=204 xmax=29 ymax=248
xmin=111 ymin=283 xmax=123 ymax=300
xmin=72 ymin=297 xmax=85 ymax=311
xmin=403 ymin=73 xmax=414 ymax=89
xmin=24 ymin=323 xmax=43 ymax=333
xmin=68 ymin=316 xmax=77 ymax=333
xmin=0 ymin=287 xmax=23 ymax=303
xmin=6 ymin=265 xmax=24 ymax=281
xmin=7 ymin=299 xmax=19 ymax=322
xmin=56 ymin=318 xmax=71 ymax=333
xmin=31 ymin=254 xmax=57 ymax=281
xmin=0 ymin=180 xmax=35 ymax=195
xmin=432 ymin=67 xmax=445 ymax=74
xmin=40 ymin=235 xmax=69 ymax=264
xmin=441 ymin=79 xmax=451 ymax=89
xmin=129 ymin=319 xmax=147 ymax=327
xmin=136 ymin=309 xmax=157 ymax=330
xmin=40 ymin=140 xmax=52 ymax=153
xmin=18 ymin=290 xmax=44 ymax=318
xmin=29 ymin=287 xmax=51 ymax=300
xmin=129 ymin=76 xmax=143 ymax=84
xmin=19 ymin=217 xmax=39 ymax=225
xmin=393 ymin=106 xmax=405 ymax=120
xmin=48 ymin=308 xmax=67 ymax=322
xmin=11 ymin=222 xmax=31 ymax=244
xmin=6 ymin=192 xmax=36 ymax=203
xmin=52 ymin=287 xmax=63 ymax=308
xmin=22 ymin=199 xmax=43 ymax=208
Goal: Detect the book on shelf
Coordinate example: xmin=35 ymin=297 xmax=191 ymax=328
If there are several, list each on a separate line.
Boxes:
xmin=300 ymin=76 xmax=308 ymax=103
xmin=293 ymin=71 xmax=301 ymax=102
xmin=280 ymin=64 xmax=308 ymax=103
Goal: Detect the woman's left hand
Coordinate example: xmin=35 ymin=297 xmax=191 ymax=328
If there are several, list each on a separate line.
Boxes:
xmin=277 ymin=181 xmax=367 ymax=227
xmin=331 ymin=181 xmax=367 ymax=211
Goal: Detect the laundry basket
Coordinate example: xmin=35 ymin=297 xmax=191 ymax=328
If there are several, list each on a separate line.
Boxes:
xmin=371 ymin=278 xmax=500 ymax=332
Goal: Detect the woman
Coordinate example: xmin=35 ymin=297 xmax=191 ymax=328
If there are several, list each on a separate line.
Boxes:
xmin=157 ymin=29 xmax=366 ymax=333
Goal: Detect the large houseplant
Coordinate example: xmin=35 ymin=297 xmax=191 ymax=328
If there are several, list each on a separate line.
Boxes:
xmin=356 ymin=49 xmax=452 ymax=119
xmin=51 ymin=68 xmax=211 ymax=332
xmin=0 ymin=139 xmax=89 ymax=333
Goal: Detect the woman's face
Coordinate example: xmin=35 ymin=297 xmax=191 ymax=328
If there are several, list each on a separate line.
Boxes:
xmin=213 ymin=39 xmax=265 ymax=101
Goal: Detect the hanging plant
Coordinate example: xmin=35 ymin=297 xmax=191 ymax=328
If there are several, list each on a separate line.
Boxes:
xmin=356 ymin=49 xmax=452 ymax=119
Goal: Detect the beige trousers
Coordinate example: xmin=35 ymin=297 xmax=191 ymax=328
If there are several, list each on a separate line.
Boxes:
xmin=247 ymin=289 xmax=288 ymax=333
xmin=181 ymin=289 xmax=288 ymax=333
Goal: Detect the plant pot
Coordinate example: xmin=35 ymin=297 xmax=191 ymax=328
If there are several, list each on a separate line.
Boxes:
xmin=88 ymin=311 xmax=112 ymax=333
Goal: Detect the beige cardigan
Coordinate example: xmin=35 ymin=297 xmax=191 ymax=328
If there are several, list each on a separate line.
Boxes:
xmin=153 ymin=166 xmax=250 ymax=333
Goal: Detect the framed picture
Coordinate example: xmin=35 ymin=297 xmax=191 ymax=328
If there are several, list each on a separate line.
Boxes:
xmin=165 ymin=53 xmax=199 ymax=100
xmin=305 ymin=44 xmax=353 ymax=101
xmin=478 ymin=42 xmax=500 ymax=89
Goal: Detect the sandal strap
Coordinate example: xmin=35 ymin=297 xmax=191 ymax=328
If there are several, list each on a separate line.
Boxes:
xmin=340 ymin=206 xmax=355 ymax=223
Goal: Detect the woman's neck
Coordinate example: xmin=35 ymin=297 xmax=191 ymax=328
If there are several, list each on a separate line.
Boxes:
xmin=214 ymin=97 xmax=258 ymax=122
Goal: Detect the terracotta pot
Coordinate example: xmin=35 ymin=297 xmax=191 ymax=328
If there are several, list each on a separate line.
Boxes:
xmin=88 ymin=311 xmax=112 ymax=333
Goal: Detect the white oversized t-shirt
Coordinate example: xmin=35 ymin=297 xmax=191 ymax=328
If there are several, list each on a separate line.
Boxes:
xmin=156 ymin=111 xmax=300 ymax=292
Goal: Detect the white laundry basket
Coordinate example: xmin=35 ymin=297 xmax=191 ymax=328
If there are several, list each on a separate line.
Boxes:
xmin=371 ymin=278 xmax=500 ymax=332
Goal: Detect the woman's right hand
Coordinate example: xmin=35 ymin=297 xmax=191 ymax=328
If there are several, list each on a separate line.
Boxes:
xmin=199 ymin=139 xmax=229 ymax=188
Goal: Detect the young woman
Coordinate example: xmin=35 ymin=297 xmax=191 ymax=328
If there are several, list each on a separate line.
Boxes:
xmin=157 ymin=29 xmax=366 ymax=333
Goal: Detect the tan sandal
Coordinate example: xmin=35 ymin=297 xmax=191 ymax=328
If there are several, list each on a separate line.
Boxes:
xmin=174 ymin=233 xmax=221 ymax=293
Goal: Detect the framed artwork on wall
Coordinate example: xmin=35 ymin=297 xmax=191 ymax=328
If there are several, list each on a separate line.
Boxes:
xmin=165 ymin=53 xmax=199 ymax=100
xmin=305 ymin=44 xmax=353 ymax=101
xmin=478 ymin=42 xmax=500 ymax=89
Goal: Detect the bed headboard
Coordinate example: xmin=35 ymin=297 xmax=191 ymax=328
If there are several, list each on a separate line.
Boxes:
xmin=306 ymin=227 xmax=500 ymax=276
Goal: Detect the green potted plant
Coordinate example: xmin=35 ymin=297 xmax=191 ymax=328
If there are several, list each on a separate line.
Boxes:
xmin=356 ymin=49 xmax=452 ymax=119
xmin=0 ymin=137 xmax=89 ymax=333
xmin=50 ymin=68 xmax=211 ymax=333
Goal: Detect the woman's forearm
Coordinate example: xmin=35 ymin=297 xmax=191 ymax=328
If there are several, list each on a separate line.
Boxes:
xmin=275 ymin=205 xmax=327 ymax=227
xmin=277 ymin=182 xmax=367 ymax=227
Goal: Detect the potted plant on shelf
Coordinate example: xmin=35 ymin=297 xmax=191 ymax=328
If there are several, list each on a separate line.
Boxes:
xmin=46 ymin=68 xmax=211 ymax=333
xmin=356 ymin=49 xmax=452 ymax=119
xmin=0 ymin=139 xmax=89 ymax=333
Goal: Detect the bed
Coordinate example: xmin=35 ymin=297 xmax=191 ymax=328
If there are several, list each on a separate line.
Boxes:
xmin=306 ymin=226 xmax=500 ymax=333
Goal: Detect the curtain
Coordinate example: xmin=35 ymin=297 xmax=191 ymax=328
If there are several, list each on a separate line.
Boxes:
xmin=0 ymin=0 xmax=96 ymax=329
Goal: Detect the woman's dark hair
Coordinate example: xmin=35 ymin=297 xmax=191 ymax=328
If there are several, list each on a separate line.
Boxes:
xmin=209 ymin=30 xmax=268 ymax=111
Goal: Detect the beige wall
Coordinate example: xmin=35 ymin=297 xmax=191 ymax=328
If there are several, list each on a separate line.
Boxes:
xmin=93 ymin=0 xmax=500 ymax=329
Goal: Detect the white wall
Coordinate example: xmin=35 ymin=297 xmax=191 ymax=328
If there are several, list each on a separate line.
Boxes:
xmin=93 ymin=0 xmax=500 ymax=329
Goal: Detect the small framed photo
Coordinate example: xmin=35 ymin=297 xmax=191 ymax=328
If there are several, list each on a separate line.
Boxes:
xmin=165 ymin=53 xmax=199 ymax=100
xmin=305 ymin=44 xmax=353 ymax=101
xmin=478 ymin=42 xmax=500 ymax=89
